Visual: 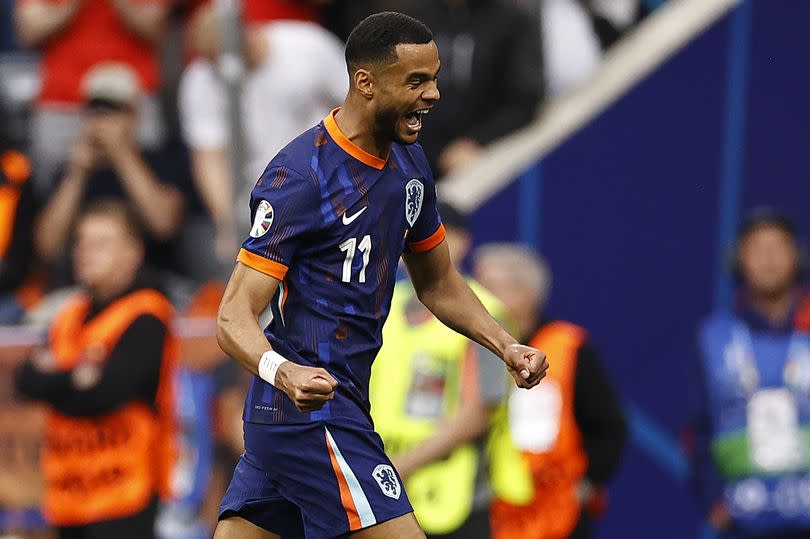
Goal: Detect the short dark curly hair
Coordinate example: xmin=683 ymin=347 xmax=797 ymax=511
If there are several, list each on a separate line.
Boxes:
xmin=345 ymin=12 xmax=433 ymax=74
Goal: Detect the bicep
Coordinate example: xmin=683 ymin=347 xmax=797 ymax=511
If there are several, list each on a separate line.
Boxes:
xmin=402 ymin=238 xmax=451 ymax=295
xmin=220 ymin=261 xmax=281 ymax=321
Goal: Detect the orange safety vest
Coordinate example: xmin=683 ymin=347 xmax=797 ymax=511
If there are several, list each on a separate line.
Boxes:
xmin=42 ymin=289 xmax=178 ymax=526
xmin=491 ymin=321 xmax=588 ymax=539
xmin=0 ymin=150 xmax=31 ymax=260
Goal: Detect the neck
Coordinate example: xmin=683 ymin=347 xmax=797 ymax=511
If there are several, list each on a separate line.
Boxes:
xmin=89 ymin=275 xmax=135 ymax=305
xmin=749 ymin=288 xmax=795 ymax=325
xmin=335 ymin=98 xmax=392 ymax=161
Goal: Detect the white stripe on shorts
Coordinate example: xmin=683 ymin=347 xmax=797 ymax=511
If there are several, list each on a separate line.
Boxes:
xmin=324 ymin=426 xmax=377 ymax=528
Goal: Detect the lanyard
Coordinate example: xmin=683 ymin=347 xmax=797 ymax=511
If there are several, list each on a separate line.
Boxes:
xmin=729 ymin=323 xmax=810 ymax=395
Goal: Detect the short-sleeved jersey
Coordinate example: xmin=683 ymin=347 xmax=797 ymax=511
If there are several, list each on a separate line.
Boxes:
xmin=237 ymin=109 xmax=445 ymax=426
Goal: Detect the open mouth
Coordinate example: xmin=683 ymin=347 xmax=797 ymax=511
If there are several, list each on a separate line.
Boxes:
xmin=404 ymin=108 xmax=430 ymax=132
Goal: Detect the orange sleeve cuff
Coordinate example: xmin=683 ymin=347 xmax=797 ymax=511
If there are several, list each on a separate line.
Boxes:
xmin=408 ymin=223 xmax=446 ymax=253
xmin=237 ymin=249 xmax=289 ymax=280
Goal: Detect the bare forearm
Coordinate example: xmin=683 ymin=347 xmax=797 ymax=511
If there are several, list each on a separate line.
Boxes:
xmin=216 ymin=304 xmax=270 ymax=377
xmin=15 ymin=1 xmax=79 ymax=46
xmin=191 ymin=148 xmax=235 ymax=228
xmin=110 ymin=0 xmax=166 ymax=42
xmin=419 ymin=269 xmax=516 ymax=358
xmin=395 ymin=403 xmax=490 ymax=474
xmin=110 ymin=150 xmax=183 ymax=239
xmin=34 ymin=168 xmax=86 ymax=261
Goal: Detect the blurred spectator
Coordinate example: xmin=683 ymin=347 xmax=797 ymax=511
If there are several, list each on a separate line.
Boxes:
xmin=0 ymin=139 xmax=35 ymax=324
xmin=14 ymin=199 xmax=177 ymax=539
xmin=583 ymin=0 xmax=650 ymax=49
xmin=402 ymin=0 xmax=543 ymax=177
xmin=540 ymin=0 xmax=649 ymax=97
xmin=157 ymin=365 xmax=216 ymax=539
xmin=242 ymin=0 xmax=327 ymax=25
xmin=14 ymin=0 xmax=170 ymax=195
xmin=688 ymin=210 xmax=810 ymax=539
xmin=157 ymin=280 xmax=239 ymax=539
xmin=473 ymin=243 xmax=627 ymax=539
xmin=370 ymin=202 xmax=511 ymax=539
xmin=539 ymin=0 xmax=601 ymax=98
xmin=178 ymin=5 xmax=347 ymax=264
xmin=34 ymin=63 xmax=186 ymax=277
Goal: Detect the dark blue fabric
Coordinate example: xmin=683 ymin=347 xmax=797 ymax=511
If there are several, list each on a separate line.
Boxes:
xmin=220 ymin=421 xmax=412 ymax=539
xmin=240 ymin=119 xmax=441 ymax=426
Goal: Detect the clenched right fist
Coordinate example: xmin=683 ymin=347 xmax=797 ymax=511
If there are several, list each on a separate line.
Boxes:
xmin=275 ymin=362 xmax=339 ymax=412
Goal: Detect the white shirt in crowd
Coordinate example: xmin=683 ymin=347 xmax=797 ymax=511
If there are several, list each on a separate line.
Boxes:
xmin=179 ymin=21 xmax=348 ymax=202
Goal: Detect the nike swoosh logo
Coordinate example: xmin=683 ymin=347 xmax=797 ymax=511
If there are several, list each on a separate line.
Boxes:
xmin=342 ymin=206 xmax=367 ymax=225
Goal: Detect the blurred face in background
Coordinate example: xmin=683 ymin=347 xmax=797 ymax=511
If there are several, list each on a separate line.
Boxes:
xmin=738 ymin=224 xmax=799 ymax=298
xmin=73 ymin=213 xmax=143 ymax=297
xmin=474 ymin=256 xmax=541 ymax=338
xmin=86 ymin=103 xmax=137 ymax=127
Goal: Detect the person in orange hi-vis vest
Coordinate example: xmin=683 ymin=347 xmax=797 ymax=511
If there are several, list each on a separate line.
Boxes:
xmin=15 ymin=198 xmax=177 ymax=539
xmin=0 ymin=138 xmax=37 ymax=323
xmin=473 ymin=243 xmax=627 ymax=539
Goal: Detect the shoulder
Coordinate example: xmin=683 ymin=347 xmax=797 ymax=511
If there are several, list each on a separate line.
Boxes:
xmin=396 ymin=143 xmax=435 ymax=182
xmin=402 ymin=142 xmax=429 ymax=167
xmin=261 ymin=126 xmax=322 ymax=180
xmin=122 ymin=287 xmax=175 ymax=321
xmin=254 ymin=148 xmax=320 ymax=209
xmin=698 ymin=312 xmax=738 ymax=337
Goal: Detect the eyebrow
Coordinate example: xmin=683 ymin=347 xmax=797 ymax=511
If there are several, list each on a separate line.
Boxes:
xmin=406 ymin=64 xmax=441 ymax=81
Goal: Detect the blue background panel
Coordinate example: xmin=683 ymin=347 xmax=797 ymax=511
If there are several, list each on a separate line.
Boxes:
xmin=465 ymin=1 xmax=810 ymax=537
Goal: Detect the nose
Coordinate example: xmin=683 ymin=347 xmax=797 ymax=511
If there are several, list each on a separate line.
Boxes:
xmin=422 ymin=80 xmax=440 ymax=103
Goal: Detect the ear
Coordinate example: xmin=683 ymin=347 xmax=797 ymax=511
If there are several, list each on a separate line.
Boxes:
xmin=352 ymin=68 xmax=375 ymax=99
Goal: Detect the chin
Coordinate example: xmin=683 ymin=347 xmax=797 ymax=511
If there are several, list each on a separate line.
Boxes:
xmin=394 ymin=130 xmax=420 ymax=146
xmin=74 ymin=268 xmax=95 ymax=287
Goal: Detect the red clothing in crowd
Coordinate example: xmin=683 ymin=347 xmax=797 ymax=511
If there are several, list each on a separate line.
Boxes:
xmin=242 ymin=0 xmax=321 ymax=24
xmin=23 ymin=0 xmax=166 ymax=105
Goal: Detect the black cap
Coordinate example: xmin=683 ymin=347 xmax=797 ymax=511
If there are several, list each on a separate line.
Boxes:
xmin=437 ymin=201 xmax=468 ymax=231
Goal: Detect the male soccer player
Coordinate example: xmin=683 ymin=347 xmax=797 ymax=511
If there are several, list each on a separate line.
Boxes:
xmin=214 ymin=12 xmax=548 ymax=539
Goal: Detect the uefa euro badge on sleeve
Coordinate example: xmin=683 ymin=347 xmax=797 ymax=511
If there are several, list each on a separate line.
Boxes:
xmin=747 ymin=388 xmax=805 ymax=472
xmin=250 ymin=200 xmax=274 ymax=238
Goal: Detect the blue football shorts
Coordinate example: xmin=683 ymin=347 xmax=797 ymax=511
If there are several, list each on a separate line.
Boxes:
xmin=219 ymin=419 xmax=413 ymax=539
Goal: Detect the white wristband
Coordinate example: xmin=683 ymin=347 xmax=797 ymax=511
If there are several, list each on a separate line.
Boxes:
xmin=258 ymin=350 xmax=289 ymax=387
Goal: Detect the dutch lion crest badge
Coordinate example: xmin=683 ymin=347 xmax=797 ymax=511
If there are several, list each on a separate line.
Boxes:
xmin=405 ymin=179 xmax=424 ymax=227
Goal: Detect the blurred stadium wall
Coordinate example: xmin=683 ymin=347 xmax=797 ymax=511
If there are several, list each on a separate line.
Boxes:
xmin=443 ymin=0 xmax=810 ymax=537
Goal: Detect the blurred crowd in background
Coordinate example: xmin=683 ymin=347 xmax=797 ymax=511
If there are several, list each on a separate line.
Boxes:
xmin=4 ymin=1 xmax=810 ymax=539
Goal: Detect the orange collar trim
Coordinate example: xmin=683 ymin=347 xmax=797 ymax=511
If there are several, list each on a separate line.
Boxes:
xmin=323 ymin=109 xmax=387 ymax=170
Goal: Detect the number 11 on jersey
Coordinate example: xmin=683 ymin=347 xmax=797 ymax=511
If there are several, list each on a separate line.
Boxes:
xmin=339 ymin=235 xmax=372 ymax=283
